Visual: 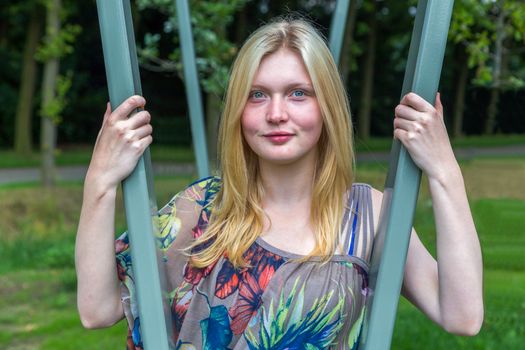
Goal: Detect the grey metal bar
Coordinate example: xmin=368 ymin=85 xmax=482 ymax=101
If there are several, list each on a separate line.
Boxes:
xmin=175 ymin=0 xmax=210 ymax=178
xmin=96 ymin=1 xmax=173 ymax=349
xmin=328 ymin=0 xmax=351 ymax=66
xmin=360 ymin=1 xmax=454 ymax=349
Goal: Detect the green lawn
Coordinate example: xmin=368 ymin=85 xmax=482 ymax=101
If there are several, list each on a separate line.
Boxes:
xmin=0 ymin=159 xmax=523 ymax=349
xmin=0 ymin=145 xmax=195 ymax=168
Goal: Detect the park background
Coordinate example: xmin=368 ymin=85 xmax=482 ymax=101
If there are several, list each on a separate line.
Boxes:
xmin=0 ymin=0 xmax=524 ymax=349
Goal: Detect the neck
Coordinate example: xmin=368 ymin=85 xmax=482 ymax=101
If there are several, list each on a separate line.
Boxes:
xmin=258 ymin=154 xmax=317 ymax=207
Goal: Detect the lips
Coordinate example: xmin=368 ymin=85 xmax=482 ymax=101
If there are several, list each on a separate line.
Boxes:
xmin=263 ymin=131 xmax=294 ymax=144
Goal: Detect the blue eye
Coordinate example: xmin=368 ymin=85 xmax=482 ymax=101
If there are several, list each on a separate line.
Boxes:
xmin=292 ymin=90 xmax=305 ymax=97
xmin=251 ymin=91 xmax=264 ymax=99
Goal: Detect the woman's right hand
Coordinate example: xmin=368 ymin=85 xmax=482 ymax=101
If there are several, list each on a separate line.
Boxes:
xmin=86 ymin=95 xmax=153 ymax=192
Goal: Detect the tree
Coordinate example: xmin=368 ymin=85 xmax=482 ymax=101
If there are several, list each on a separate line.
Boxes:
xmin=36 ymin=0 xmax=80 ymax=187
xmin=14 ymin=5 xmax=43 ymax=155
xmin=449 ymin=0 xmax=525 ymax=135
xmin=136 ymin=0 xmax=250 ymax=170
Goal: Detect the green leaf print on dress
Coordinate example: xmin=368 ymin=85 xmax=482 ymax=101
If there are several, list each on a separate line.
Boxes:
xmin=244 ymin=278 xmax=346 ymax=349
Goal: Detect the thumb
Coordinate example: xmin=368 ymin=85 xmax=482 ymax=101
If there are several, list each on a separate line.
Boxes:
xmin=435 ymin=92 xmax=444 ymax=117
xmin=103 ymin=102 xmax=112 ymax=124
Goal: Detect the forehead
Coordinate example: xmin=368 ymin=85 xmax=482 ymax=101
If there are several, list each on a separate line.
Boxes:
xmin=252 ymin=48 xmax=312 ymax=86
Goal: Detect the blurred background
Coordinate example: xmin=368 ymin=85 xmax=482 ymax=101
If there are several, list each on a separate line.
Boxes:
xmin=0 ymin=0 xmax=524 ymax=349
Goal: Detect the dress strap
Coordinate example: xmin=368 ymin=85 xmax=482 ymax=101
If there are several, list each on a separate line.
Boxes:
xmin=342 ymin=183 xmax=375 ymax=263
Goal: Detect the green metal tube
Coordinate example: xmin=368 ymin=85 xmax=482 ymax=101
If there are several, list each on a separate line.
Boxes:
xmin=96 ymin=1 xmax=173 ymax=349
xmin=175 ymin=0 xmax=210 ymax=178
xmin=360 ymin=1 xmax=454 ymax=349
xmin=328 ymin=0 xmax=351 ymax=66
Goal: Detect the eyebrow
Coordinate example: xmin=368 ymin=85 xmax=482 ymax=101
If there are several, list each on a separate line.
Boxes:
xmin=250 ymin=82 xmax=314 ymax=91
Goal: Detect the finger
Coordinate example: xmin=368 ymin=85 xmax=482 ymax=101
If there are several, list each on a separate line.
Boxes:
xmin=393 ymin=117 xmax=415 ymax=132
xmin=393 ymin=127 xmax=409 ymax=143
xmin=130 ymin=135 xmax=153 ymax=156
xmin=435 ymin=92 xmax=444 ymax=117
xmin=400 ymin=92 xmax=434 ymax=113
xmin=394 ymin=104 xmax=425 ymax=121
xmin=103 ymin=102 xmax=112 ymax=124
xmin=110 ymin=95 xmax=146 ymax=122
xmin=133 ymin=123 xmax=153 ymax=140
xmin=126 ymin=110 xmax=151 ymax=130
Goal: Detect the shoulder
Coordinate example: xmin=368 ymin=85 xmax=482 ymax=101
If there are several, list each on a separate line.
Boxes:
xmin=349 ymin=182 xmax=382 ymax=204
xmin=159 ymin=176 xmax=222 ymax=215
xmin=185 ymin=175 xmax=222 ymax=202
xmin=155 ymin=176 xmax=222 ymax=250
xmin=348 ymin=182 xmax=382 ymax=234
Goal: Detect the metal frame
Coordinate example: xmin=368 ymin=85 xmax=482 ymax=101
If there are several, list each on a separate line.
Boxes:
xmin=175 ymin=0 xmax=210 ymax=178
xmin=96 ymin=0 xmax=454 ymax=348
xmin=360 ymin=1 xmax=455 ymax=349
xmin=329 ymin=0 xmax=351 ymax=65
xmin=96 ymin=1 xmax=173 ymax=349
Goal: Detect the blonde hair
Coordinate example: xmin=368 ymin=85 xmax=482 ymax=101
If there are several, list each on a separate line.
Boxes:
xmin=190 ymin=17 xmax=355 ymax=268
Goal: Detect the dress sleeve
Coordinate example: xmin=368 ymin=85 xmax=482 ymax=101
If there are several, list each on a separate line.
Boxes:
xmin=114 ymin=176 xmax=221 ymax=341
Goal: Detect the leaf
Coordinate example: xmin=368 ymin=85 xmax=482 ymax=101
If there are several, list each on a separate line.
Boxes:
xmin=200 ymin=304 xmax=233 ymax=350
xmin=215 ymin=259 xmax=240 ymax=299
xmin=347 ymin=306 xmax=365 ymax=349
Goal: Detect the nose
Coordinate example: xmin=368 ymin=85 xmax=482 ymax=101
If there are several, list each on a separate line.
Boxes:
xmin=266 ymin=97 xmax=288 ymax=124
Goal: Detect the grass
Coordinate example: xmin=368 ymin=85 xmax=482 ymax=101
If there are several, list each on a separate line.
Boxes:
xmin=0 ymin=159 xmax=524 ymax=349
xmin=0 ymin=269 xmax=128 ymax=349
xmin=354 ymin=134 xmax=525 ymax=153
xmin=0 ymin=145 xmax=195 ymax=168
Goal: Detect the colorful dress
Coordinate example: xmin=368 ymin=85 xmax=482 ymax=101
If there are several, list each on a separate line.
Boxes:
xmin=116 ymin=177 xmax=375 ymax=349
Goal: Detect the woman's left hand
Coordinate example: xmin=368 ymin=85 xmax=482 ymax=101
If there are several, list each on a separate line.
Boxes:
xmin=393 ymin=92 xmax=457 ymax=180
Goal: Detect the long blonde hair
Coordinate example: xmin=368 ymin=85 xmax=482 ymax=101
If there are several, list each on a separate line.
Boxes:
xmin=190 ymin=17 xmax=355 ymax=268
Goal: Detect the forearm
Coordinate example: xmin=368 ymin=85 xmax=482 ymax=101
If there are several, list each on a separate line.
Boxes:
xmin=75 ymin=173 xmax=123 ymax=328
xmin=428 ymin=163 xmax=484 ymax=333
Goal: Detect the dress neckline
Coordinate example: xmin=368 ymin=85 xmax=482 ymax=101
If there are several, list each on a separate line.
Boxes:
xmin=254 ymin=237 xmax=370 ymax=273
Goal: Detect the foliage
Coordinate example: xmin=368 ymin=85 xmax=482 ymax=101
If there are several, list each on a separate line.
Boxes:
xmin=40 ymin=71 xmax=73 ymax=123
xmin=36 ymin=0 xmax=81 ymax=125
xmin=449 ymin=0 xmax=525 ymax=89
xmin=35 ymin=24 xmax=81 ymax=62
xmin=2 ymin=0 xmax=525 ymax=150
xmin=136 ymin=0 xmax=249 ymax=95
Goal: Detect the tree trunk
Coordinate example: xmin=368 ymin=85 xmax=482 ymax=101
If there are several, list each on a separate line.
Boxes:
xmin=484 ymin=0 xmax=505 ymax=134
xmin=206 ymin=92 xmax=221 ymax=172
xmin=41 ymin=0 xmax=61 ymax=187
xmin=14 ymin=7 xmax=42 ymax=155
xmin=452 ymin=45 xmax=468 ymax=138
xmin=357 ymin=9 xmax=377 ymax=140
xmin=339 ymin=0 xmax=358 ymax=84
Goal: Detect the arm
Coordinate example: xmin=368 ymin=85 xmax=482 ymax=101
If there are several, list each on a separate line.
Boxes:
xmin=75 ymin=95 xmax=152 ymax=329
xmin=390 ymin=92 xmax=484 ymax=335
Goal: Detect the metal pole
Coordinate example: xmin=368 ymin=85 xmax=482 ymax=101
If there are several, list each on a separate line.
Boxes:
xmin=175 ymin=0 xmax=210 ymax=178
xmin=96 ymin=1 xmax=173 ymax=349
xmin=328 ymin=0 xmax=351 ymax=66
xmin=360 ymin=1 xmax=454 ymax=349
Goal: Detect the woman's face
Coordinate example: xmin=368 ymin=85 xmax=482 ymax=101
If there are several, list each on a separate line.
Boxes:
xmin=241 ymin=48 xmax=323 ymax=167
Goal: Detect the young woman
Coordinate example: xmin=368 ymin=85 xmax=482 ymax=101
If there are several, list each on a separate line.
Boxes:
xmin=75 ymin=18 xmax=483 ymax=349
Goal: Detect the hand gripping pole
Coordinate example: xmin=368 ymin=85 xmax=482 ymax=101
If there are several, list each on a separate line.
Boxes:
xmin=360 ymin=1 xmax=454 ymax=349
xmin=96 ymin=1 xmax=174 ymax=349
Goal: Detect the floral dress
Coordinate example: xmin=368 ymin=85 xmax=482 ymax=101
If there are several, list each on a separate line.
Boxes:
xmin=116 ymin=177 xmax=375 ymax=349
